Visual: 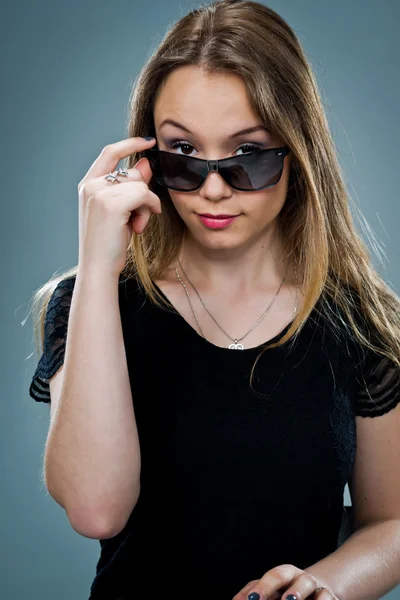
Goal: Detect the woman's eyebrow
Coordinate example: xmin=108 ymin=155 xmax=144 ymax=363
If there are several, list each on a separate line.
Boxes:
xmin=159 ymin=118 xmax=269 ymax=138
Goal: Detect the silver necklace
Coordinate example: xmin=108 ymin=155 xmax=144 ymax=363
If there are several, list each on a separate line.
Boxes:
xmin=175 ymin=259 xmax=300 ymax=350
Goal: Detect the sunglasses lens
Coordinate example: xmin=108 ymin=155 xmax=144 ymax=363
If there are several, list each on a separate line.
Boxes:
xmin=147 ymin=151 xmax=204 ymax=191
xmin=145 ymin=148 xmax=286 ymax=191
xmin=220 ymin=150 xmax=285 ymax=190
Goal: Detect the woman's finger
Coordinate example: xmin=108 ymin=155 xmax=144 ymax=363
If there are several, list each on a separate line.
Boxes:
xmin=80 ymin=136 xmax=156 ymax=183
xmin=130 ymin=203 xmax=152 ymax=234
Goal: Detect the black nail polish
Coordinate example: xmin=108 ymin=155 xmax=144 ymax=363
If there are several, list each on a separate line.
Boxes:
xmin=248 ymin=594 xmax=260 ymax=600
xmin=286 ymin=595 xmax=297 ymax=600
xmin=143 ymin=136 xmax=155 ymax=141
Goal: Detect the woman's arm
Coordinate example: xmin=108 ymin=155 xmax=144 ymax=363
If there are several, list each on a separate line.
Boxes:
xmin=45 ymin=267 xmax=141 ymax=539
xmin=305 ymin=518 xmax=400 ymax=600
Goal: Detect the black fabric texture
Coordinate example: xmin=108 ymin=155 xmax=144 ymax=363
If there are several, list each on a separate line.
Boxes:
xmin=28 ymin=274 xmax=400 ymax=599
xmin=29 ymin=278 xmax=75 ymax=402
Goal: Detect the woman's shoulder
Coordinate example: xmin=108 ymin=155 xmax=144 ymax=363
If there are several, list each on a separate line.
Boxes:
xmin=118 ymin=272 xmax=149 ymax=308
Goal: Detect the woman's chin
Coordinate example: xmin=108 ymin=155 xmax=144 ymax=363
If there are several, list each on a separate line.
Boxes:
xmin=187 ymin=228 xmax=249 ymax=251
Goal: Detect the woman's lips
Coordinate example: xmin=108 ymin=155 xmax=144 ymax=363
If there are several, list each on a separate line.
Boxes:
xmin=198 ymin=214 xmax=240 ymax=229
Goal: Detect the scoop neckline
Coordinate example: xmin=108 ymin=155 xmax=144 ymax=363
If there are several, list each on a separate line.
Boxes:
xmin=152 ymin=280 xmax=295 ymax=354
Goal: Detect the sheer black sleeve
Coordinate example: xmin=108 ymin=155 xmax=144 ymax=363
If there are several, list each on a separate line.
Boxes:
xmin=29 ymin=277 xmax=76 ymax=403
xmin=354 ymin=351 xmax=400 ymax=418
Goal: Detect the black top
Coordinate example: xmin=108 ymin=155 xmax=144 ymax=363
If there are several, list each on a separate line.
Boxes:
xmin=29 ymin=274 xmax=400 ymax=600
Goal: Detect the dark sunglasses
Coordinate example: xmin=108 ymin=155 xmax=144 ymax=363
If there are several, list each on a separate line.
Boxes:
xmin=143 ymin=145 xmax=290 ymax=192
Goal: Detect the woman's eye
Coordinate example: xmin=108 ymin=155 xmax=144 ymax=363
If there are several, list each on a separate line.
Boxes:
xmin=168 ymin=141 xmax=261 ymax=156
xmin=169 ymin=141 xmax=194 ymax=155
xmin=236 ymin=143 xmax=260 ymax=155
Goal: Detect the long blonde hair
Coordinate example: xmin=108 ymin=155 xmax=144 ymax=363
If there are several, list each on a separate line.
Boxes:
xmin=29 ymin=0 xmax=400 ymax=386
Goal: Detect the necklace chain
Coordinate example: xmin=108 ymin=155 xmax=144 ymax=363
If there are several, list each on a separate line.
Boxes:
xmin=175 ymin=266 xmax=206 ymax=340
xmin=174 ymin=259 xmax=300 ymax=350
xmin=177 ymin=258 xmax=286 ymax=342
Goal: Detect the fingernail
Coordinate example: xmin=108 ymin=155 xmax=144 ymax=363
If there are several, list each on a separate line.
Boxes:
xmin=285 ymin=595 xmax=298 ymax=600
xmin=248 ymin=594 xmax=260 ymax=600
xmin=142 ymin=136 xmax=155 ymax=141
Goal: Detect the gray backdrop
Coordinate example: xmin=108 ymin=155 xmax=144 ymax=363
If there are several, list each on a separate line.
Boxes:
xmin=2 ymin=0 xmax=399 ymax=598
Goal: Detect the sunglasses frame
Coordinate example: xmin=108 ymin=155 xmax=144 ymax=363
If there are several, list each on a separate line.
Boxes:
xmin=143 ymin=145 xmax=291 ymax=192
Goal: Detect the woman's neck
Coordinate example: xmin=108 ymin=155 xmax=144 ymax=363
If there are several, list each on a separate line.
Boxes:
xmin=177 ymin=227 xmax=293 ymax=297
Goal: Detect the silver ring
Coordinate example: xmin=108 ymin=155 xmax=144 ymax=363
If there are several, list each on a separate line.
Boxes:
xmin=105 ymin=168 xmax=129 ymax=184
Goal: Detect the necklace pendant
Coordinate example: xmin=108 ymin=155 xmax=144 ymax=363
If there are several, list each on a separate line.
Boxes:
xmin=228 ymin=340 xmax=244 ymax=350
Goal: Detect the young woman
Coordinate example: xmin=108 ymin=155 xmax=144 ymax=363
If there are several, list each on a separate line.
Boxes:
xmin=28 ymin=1 xmax=400 ymax=599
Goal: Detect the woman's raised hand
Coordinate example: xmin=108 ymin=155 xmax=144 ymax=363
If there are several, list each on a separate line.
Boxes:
xmin=77 ymin=136 xmax=161 ymax=277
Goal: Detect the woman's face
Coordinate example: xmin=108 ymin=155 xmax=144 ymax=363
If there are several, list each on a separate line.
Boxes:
xmin=152 ymin=65 xmax=292 ymax=251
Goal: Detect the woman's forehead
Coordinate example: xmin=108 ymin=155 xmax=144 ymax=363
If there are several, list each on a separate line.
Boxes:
xmin=153 ymin=66 xmax=258 ymax=128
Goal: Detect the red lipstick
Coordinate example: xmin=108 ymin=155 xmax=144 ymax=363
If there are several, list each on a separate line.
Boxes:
xmin=198 ymin=213 xmax=240 ymax=229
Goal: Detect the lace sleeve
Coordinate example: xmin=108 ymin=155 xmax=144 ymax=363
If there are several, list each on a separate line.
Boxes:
xmin=354 ymin=352 xmax=400 ymax=418
xmin=29 ymin=277 xmax=76 ymax=403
